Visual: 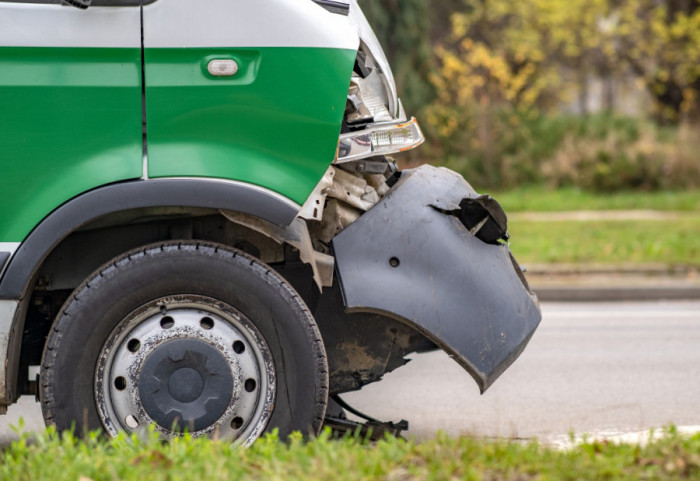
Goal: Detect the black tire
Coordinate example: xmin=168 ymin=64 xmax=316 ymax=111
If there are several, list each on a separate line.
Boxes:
xmin=40 ymin=241 xmax=328 ymax=441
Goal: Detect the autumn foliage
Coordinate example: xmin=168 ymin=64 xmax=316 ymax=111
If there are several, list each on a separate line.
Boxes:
xmin=360 ymin=0 xmax=700 ymax=190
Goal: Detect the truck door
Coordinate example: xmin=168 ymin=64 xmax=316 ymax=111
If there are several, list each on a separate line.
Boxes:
xmin=142 ymin=0 xmax=358 ymax=205
xmin=0 ymin=1 xmax=143 ymax=244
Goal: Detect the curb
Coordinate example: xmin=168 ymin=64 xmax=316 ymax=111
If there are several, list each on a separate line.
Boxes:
xmin=526 ymin=264 xmax=699 ymax=302
xmin=532 ymin=285 xmax=700 ymax=302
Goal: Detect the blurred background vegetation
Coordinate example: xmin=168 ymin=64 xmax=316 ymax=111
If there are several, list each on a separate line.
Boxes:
xmin=359 ymin=0 xmax=700 ymax=192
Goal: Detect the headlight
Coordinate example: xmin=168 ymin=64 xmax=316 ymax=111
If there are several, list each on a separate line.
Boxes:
xmin=348 ymin=1 xmax=398 ymax=117
xmin=337 ymin=118 xmax=424 ymax=163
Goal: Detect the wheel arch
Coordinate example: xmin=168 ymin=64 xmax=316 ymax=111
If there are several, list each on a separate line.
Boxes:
xmin=0 ymin=178 xmax=301 ymax=405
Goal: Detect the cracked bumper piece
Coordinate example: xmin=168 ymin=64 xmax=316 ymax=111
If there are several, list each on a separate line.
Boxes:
xmin=332 ymin=165 xmax=542 ymax=393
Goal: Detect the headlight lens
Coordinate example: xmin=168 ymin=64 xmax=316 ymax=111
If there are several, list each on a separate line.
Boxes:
xmin=336 ymin=118 xmax=424 ymax=163
xmin=349 ymin=2 xmax=398 ymax=117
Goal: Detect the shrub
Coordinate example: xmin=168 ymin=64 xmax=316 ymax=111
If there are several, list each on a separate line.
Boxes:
xmin=418 ymin=112 xmax=700 ymax=192
xmin=540 ymin=120 xmax=700 ymax=191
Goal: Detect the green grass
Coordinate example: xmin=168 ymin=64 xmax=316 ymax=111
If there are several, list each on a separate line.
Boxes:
xmin=508 ymin=217 xmax=700 ymax=266
xmin=480 ymin=187 xmax=700 ymax=266
xmin=489 ymin=187 xmax=700 ymax=212
xmin=2 ymin=427 xmax=700 ymax=481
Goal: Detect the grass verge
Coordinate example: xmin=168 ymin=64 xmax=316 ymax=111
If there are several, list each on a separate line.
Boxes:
xmin=490 ymin=187 xmax=700 ymax=212
xmin=2 ymin=427 xmax=700 ymax=481
xmin=508 ymin=217 xmax=700 ymax=267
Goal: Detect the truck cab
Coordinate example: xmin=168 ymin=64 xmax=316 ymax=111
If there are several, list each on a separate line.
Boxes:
xmin=0 ymin=0 xmax=540 ymax=442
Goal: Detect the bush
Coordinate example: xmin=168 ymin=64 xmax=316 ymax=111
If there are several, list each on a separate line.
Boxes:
xmin=419 ymin=112 xmax=700 ymax=192
xmin=411 ymin=0 xmax=700 ymax=191
xmin=540 ymin=119 xmax=700 ymax=191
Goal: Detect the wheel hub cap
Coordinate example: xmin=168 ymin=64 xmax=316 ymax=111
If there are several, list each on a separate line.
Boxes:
xmin=139 ymin=339 xmax=234 ymax=432
xmin=95 ymin=296 xmax=275 ymax=443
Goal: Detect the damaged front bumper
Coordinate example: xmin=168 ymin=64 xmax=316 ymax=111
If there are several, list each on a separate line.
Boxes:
xmin=332 ymin=165 xmax=541 ymax=393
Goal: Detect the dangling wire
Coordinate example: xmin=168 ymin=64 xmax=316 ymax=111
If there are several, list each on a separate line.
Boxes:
xmin=331 ymin=395 xmax=380 ymax=423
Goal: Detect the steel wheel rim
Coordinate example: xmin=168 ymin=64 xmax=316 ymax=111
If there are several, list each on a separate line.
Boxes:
xmin=95 ymin=295 xmax=275 ymax=444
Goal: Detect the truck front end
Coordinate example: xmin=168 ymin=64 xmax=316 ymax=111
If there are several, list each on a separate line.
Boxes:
xmin=0 ymin=0 xmax=540 ymax=442
xmin=301 ymin=0 xmax=541 ymax=402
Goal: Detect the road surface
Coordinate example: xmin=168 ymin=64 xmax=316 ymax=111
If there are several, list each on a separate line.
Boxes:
xmin=344 ymin=301 xmax=700 ymax=443
xmin=1 ymin=301 xmax=699 ymax=445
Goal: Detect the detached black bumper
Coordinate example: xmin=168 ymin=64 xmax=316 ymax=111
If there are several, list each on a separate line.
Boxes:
xmin=332 ymin=165 xmax=541 ymax=393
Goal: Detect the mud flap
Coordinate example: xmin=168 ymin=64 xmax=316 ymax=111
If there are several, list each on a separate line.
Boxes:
xmin=332 ymin=165 xmax=541 ymax=393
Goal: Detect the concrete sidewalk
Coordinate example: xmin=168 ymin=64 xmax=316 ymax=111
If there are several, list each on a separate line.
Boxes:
xmin=526 ymin=263 xmax=700 ymax=301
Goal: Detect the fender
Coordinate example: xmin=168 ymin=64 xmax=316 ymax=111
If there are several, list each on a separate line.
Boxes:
xmin=0 ymin=178 xmax=299 ymax=404
xmin=332 ymin=166 xmax=542 ymax=393
xmin=0 ymin=178 xmax=299 ymax=300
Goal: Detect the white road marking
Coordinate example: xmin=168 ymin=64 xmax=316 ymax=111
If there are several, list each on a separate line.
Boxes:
xmin=549 ymin=426 xmax=700 ymax=449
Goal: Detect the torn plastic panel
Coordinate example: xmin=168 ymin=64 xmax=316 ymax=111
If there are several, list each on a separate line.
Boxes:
xmin=332 ymin=165 xmax=541 ymax=393
xmin=434 ymin=195 xmax=510 ymax=245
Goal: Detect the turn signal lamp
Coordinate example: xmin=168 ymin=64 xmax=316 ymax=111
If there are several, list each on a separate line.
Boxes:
xmin=337 ymin=118 xmax=424 ymax=163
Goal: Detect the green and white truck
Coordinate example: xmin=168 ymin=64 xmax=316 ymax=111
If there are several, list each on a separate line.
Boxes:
xmin=0 ymin=0 xmax=541 ymax=443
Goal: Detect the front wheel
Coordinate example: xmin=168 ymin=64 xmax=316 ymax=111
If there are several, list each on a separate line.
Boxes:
xmin=40 ymin=242 xmax=328 ymax=443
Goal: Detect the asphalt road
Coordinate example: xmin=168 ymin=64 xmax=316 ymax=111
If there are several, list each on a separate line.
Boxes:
xmin=344 ymin=300 xmax=700 ymax=444
xmin=1 ymin=301 xmax=699 ymax=445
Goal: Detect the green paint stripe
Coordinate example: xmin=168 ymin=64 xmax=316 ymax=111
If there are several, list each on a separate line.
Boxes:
xmin=146 ymin=47 xmax=357 ymax=204
xmin=0 ymin=46 xmax=143 ymax=241
xmin=0 ymin=45 xmax=357 ymax=242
